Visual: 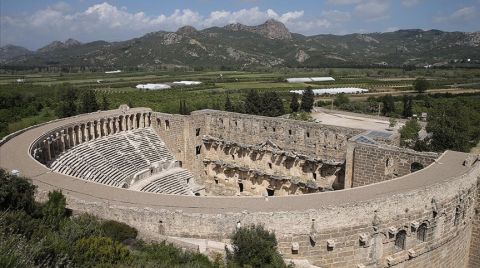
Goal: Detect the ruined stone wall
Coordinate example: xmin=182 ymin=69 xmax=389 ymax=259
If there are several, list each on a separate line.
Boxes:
xmin=195 ymin=110 xmax=364 ymax=162
xmin=202 ymin=140 xmax=343 ymax=196
xmin=151 ymin=113 xmax=189 ymax=167
xmin=469 ymin=178 xmax=480 ymax=267
xmin=351 ymin=143 xmax=438 ymax=187
xmin=32 ymin=159 xmax=479 ymax=268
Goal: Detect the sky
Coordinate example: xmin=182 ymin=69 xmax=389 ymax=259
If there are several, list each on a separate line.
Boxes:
xmin=1 ymin=0 xmax=479 ymax=50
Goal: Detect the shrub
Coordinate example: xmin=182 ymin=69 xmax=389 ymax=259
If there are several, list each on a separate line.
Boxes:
xmin=41 ymin=191 xmax=67 ymax=229
xmin=333 ymin=93 xmax=350 ymax=107
xmin=0 ymin=169 xmax=37 ymax=214
xmin=227 ymin=224 xmax=286 ymax=268
xmin=74 ymin=236 xmax=130 ymax=266
xmin=101 ymin=220 xmax=138 ymax=242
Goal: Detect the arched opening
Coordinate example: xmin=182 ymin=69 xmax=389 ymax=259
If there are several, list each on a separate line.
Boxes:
xmin=410 ymin=162 xmax=424 ymax=173
xmin=238 ymin=182 xmax=244 ymax=193
xmin=395 ymin=230 xmax=407 ymax=250
xmin=267 ymin=188 xmax=275 ymax=196
xmin=417 ymin=223 xmax=427 ymax=242
xmin=165 ymin=120 xmax=170 ymax=130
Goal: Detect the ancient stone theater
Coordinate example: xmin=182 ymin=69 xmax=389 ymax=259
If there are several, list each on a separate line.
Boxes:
xmin=0 ymin=106 xmax=479 ymax=268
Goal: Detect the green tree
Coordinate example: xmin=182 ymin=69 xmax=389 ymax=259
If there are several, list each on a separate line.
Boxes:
xmin=289 ymin=93 xmax=299 ymax=113
xmin=101 ymin=95 xmax=110 ymax=110
xmin=261 ymin=91 xmax=285 ymax=117
xmin=300 ymin=88 xmax=315 ymax=112
xmin=402 ymin=95 xmax=413 ymax=118
xmin=381 ymin=94 xmax=395 ymax=115
xmin=227 ymin=224 xmax=286 ymax=267
xmin=414 ymin=78 xmax=430 ymax=93
xmin=80 ymin=90 xmax=99 ymax=113
xmin=225 ymin=95 xmax=234 ymax=112
xmin=400 ymin=119 xmax=421 ymax=147
xmin=426 ymin=100 xmax=475 ymax=152
xmin=333 ymin=93 xmax=350 ymax=107
xmin=42 ymin=191 xmax=67 ymax=229
xmin=244 ymin=89 xmax=261 ymax=115
xmin=56 ymin=88 xmax=77 ymax=118
xmin=0 ymin=169 xmax=37 ymax=214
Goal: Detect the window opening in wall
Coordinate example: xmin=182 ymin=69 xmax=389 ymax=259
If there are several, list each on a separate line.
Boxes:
xmin=307 ymin=132 xmax=310 ymax=138
xmin=214 ymin=179 xmax=219 ymax=185
xmin=385 ymin=158 xmax=391 ymax=168
xmin=238 ymin=182 xmax=244 ymax=192
xmin=194 ymin=193 xmax=200 ymax=196
xmin=289 ymin=129 xmax=292 ymax=135
xmin=195 ymin=146 xmax=201 ymax=155
xmin=196 ymin=128 xmax=200 ymax=136
xmin=268 ymin=163 xmax=273 ymax=169
xmin=273 ymin=127 xmax=276 ymax=132
xmin=267 ymin=188 xmax=275 ymax=196
xmin=165 ymin=120 xmax=170 ymax=130
xmin=231 ymin=154 xmax=235 ymax=160
xmin=313 ymin=172 xmax=317 ymax=180
xmin=264 ymin=126 xmax=267 ymax=131
xmin=178 ymin=161 xmax=183 ymax=167
xmin=186 ymin=178 xmax=190 ymax=184
xmin=417 ymin=223 xmax=427 ymax=242
xmin=235 ymin=121 xmax=238 ymax=126
xmin=454 ymin=207 xmax=461 ymax=226
xmin=410 ymin=162 xmax=424 ymax=173
xmin=157 ymin=118 xmax=161 ymax=127
xmin=395 ymin=230 xmax=406 ymax=250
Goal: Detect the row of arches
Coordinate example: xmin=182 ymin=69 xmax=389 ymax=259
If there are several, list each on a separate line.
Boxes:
xmin=32 ymin=112 xmax=152 ymax=164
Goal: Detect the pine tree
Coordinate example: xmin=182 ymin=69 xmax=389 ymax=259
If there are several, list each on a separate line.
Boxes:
xmin=80 ymin=89 xmax=99 ymax=113
xmin=225 ymin=95 xmax=234 ymax=112
xmin=290 ymin=93 xmax=299 ymax=113
xmin=244 ymin=89 xmax=261 ymax=115
xmin=300 ymin=88 xmax=314 ymax=112
xmin=381 ymin=94 xmax=395 ymax=115
xmin=101 ymin=95 xmax=110 ymax=110
xmin=402 ymin=95 xmax=413 ymax=118
xmin=261 ymin=92 xmax=284 ymax=117
xmin=56 ymin=88 xmax=78 ymax=117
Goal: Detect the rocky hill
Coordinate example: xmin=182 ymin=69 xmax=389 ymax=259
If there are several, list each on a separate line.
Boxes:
xmin=1 ymin=20 xmax=479 ymax=68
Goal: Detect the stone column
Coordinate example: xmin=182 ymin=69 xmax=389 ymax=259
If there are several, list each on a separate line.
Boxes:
xmin=43 ymin=140 xmax=51 ymax=162
xmin=60 ymin=130 xmax=66 ymax=152
xmin=344 ymin=141 xmax=356 ymax=189
xmin=95 ymin=121 xmax=101 ymax=138
xmin=114 ymin=117 xmax=119 ymax=133
xmin=140 ymin=114 xmax=145 ymax=128
xmin=70 ymin=127 xmax=76 ymax=147
xmin=46 ymin=137 xmax=53 ymax=161
xmin=102 ymin=119 xmax=108 ymax=136
xmin=83 ymin=124 xmax=89 ymax=142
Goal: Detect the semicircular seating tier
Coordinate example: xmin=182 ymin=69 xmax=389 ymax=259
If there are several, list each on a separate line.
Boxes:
xmin=49 ymin=128 xmax=195 ymax=195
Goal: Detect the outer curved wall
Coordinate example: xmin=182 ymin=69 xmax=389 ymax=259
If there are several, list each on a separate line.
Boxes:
xmin=1 ymin=108 xmax=479 ymax=268
xmin=32 ymin=157 xmax=479 ymax=268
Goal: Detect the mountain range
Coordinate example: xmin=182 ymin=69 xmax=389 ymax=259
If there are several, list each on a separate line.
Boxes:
xmin=1 ymin=19 xmax=479 ymax=68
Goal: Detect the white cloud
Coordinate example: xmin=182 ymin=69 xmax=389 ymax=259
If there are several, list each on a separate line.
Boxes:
xmin=2 ymin=2 xmax=334 ymax=49
xmin=435 ymin=6 xmax=477 ymax=23
xmin=321 ymin=10 xmax=352 ymax=22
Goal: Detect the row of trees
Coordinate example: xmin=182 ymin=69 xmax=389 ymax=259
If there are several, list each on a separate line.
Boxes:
xmin=223 ymin=88 xmax=315 ymax=118
xmin=0 ymin=169 xmax=289 ymax=267
xmin=57 ymin=88 xmax=110 ymax=118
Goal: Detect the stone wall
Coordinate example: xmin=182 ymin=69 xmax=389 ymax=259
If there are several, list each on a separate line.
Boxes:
xmin=469 ymin=177 xmax=480 ymax=267
xmin=32 ymin=156 xmax=479 ymax=268
xmin=201 ymin=138 xmax=344 ymax=196
xmin=197 ymin=110 xmax=364 ymax=162
xmin=351 ymin=143 xmax=438 ymax=187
